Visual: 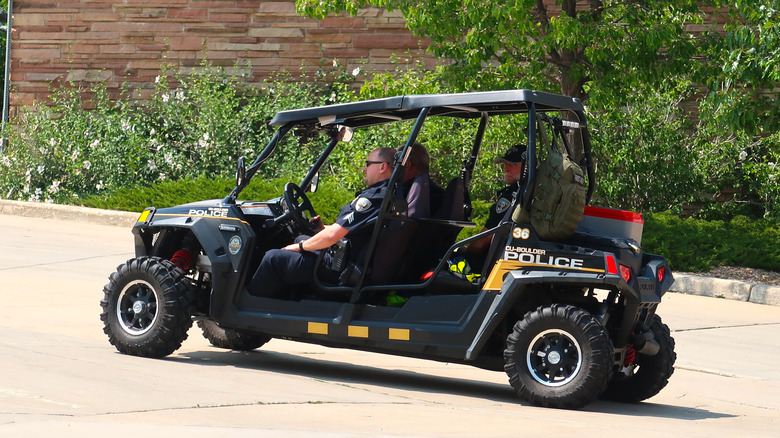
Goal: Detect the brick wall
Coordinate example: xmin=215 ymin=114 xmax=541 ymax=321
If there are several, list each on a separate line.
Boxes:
xmin=9 ymin=0 xmax=435 ymax=109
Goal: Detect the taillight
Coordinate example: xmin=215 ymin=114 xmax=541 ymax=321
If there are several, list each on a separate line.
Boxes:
xmin=657 ymin=266 xmax=666 ymax=283
xmin=606 ymin=254 xmax=618 ymax=274
xmin=619 ymin=264 xmax=632 ymax=283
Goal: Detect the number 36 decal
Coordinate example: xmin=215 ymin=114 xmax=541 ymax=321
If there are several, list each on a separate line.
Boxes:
xmin=513 ymin=227 xmax=530 ymax=239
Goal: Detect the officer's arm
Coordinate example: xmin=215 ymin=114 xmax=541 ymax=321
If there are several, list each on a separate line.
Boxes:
xmin=284 ymin=223 xmax=349 ymax=252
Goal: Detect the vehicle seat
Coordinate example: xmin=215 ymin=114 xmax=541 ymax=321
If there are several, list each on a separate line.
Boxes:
xmin=402 ymin=177 xmax=467 ymax=281
xmin=369 ymin=174 xmax=431 ymax=284
xmin=433 ymin=177 xmax=466 ymax=221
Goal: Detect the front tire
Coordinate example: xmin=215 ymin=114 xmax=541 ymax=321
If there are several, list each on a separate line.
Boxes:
xmin=100 ymin=257 xmax=193 ymax=358
xmin=197 ymin=318 xmax=271 ymax=351
xmin=504 ymin=304 xmax=614 ymax=409
xmin=600 ymin=315 xmax=676 ymax=403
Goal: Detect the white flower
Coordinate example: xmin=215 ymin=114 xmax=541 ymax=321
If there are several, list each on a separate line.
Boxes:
xmin=164 ymin=153 xmax=174 ymax=165
xmin=121 ymin=120 xmax=131 ymax=131
xmin=28 ymin=194 xmax=40 ymax=202
xmin=90 ymin=139 xmax=100 ymax=148
xmin=83 ymin=160 xmax=91 ymax=170
xmin=203 ymin=132 xmax=210 ymax=141
xmin=155 ymin=75 xmax=162 ymax=84
xmin=150 ymin=128 xmax=156 ymax=136
xmin=329 ymin=92 xmax=336 ymax=102
xmin=158 ymin=172 xmax=166 ymax=181
xmin=48 ymin=180 xmax=60 ymax=194
xmin=739 ymin=150 xmax=747 ymax=161
xmin=162 ymin=94 xmax=170 ymax=103
xmin=147 ymin=160 xmax=156 ymax=170
xmin=1 ymin=156 xmax=10 ymax=167
xmin=332 ymin=59 xmax=338 ymax=67
xmin=37 ymin=165 xmax=45 ymax=174
xmin=22 ymin=185 xmax=29 ymax=193
xmin=34 ymin=187 xmax=42 ymax=195
xmin=45 ymin=198 xmax=54 ymax=204
xmin=352 ymin=67 xmax=361 ymax=76
xmin=96 ymin=180 xmax=104 ymax=190
xmin=175 ymin=90 xmax=185 ymax=101
xmin=49 ymin=138 xmax=57 ymax=147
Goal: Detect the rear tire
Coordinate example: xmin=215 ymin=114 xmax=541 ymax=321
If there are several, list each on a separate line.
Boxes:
xmin=504 ymin=304 xmax=613 ymax=409
xmin=600 ymin=315 xmax=676 ymax=403
xmin=100 ymin=257 xmax=193 ymax=358
xmin=197 ymin=319 xmax=270 ymax=351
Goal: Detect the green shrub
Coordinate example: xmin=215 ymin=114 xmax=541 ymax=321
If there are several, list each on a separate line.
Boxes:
xmin=643 ymin=212 xmax=780 ymax=272
xmin=0 ymin=60 xmax=361 ymax=203
xmin=79 ymin=175 xmax=353 ymax=224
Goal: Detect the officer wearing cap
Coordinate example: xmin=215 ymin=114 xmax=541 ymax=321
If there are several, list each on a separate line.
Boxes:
xmin=248 ymin=147 xmax=396 ymax=299
xmin=464 ymin=144 xmax=527 ymax=267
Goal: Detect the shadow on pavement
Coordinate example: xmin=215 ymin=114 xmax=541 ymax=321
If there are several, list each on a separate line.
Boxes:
xmin=172 ymin=346 xmax=735 ymax=421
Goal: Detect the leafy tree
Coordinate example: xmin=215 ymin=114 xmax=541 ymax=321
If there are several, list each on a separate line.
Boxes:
xmin=703 ymin=1 xmax=780 ymax=135
xmin=298 ymin=0 xmax=716 ymax=101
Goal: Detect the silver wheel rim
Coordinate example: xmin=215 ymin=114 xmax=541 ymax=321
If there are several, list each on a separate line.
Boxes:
xmin=526 ymin=328 xmax=583 ymax=387
xmin=116 ymin=279 xmax=160 ymax=335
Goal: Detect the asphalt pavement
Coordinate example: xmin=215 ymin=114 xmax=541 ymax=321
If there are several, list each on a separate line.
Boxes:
xmin=1 ymin=199 xmax=778 ymax=306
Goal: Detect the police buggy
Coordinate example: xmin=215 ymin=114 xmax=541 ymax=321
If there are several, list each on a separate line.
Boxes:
xmin=100 ymin=90 xmax=676 ymax=409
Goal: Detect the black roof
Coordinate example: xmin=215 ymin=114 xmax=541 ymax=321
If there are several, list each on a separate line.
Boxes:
xmin=269 ymin=89 xmax=585 ymax=128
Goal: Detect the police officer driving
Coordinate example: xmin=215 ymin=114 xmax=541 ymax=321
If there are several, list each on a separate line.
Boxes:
xmin=248 ymin=147 xmax=396 ymax=299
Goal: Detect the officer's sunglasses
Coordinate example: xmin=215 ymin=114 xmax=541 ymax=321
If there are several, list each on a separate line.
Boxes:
xmin=364 ymin=160 xmax=388 ymax=167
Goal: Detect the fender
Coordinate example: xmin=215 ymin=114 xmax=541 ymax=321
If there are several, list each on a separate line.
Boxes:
xmin=464 ymin=268 xmax=644 ymax=361
xmin=132 ymin=204 xmax=257 ymax=315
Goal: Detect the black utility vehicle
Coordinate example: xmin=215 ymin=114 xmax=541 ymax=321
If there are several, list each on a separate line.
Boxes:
xmin=101 ymin=90 xmax=676 ymax=409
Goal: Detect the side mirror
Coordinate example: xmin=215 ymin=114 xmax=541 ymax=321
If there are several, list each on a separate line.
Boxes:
xmin=337 ymin=125 xmax=353 ymax=142
xmin=236 ymin=157 xmax=246 ymax=187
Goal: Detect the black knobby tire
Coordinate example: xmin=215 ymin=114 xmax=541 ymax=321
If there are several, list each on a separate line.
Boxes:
xmin=100 ymin=257 xmax=193 ymax=358
xmin=504 ymin=304 xmax=614 ymax=409
xmin=197 ymin=319 xmax=271 ymax=351
xmin=600 ymin=315 xmax=676 ymax=403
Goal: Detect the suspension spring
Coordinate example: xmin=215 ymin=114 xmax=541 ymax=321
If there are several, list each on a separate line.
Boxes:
xmin=171 ymin=249 xmax=194 ymax=271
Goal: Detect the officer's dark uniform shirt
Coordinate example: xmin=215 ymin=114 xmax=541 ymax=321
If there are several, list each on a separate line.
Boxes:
xmin=248 ymin=179 xmax=389 ymax=298
xmin=334 ymin=179 xmax=389 ymax=249
xmin=484 ymin=182 xmax=520 ymax=229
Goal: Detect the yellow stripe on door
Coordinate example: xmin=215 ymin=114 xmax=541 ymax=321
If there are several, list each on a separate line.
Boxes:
xmin=348 ymin=326 xmax=369 ymax=338
xmin=388 ymin=328 xmax=410 ymax=341
xmin=308 ymin=322 xmax=328 ymax=335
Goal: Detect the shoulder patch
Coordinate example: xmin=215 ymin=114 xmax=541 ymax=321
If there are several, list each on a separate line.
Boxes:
xmin=355 ymin=197 xmax=372 ymax=212
xmin=495 ymin=198 xmax=511 ymax=214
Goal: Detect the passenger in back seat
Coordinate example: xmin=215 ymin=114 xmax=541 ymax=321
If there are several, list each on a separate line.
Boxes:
xmin=463 ymin=144 xmax=527 ymax=270
xmin=399 ymin=142 xmax=444 ymax=217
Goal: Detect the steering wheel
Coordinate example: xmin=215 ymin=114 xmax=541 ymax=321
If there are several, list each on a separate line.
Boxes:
xmin=282 ymin=182 xmax=319 ymax=235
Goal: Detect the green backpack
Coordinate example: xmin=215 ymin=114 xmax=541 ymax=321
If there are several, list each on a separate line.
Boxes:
xmin=513 ymin=116 xmax=587 ymax=241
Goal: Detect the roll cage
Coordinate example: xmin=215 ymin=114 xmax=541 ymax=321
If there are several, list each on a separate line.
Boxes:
xmin=229 ymin=89 xmax=596 ymax=303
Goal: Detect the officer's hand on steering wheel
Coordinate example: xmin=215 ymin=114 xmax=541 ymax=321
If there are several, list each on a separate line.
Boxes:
xmin=309 ymin=215 xmax=325 ymax=233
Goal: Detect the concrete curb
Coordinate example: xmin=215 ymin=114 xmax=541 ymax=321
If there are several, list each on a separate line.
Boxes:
xmin=0 ymin=199 xmax=139 ymax=228
xmin=2 ymin=200 xmax=778 ymax=306
xmin=671 ymin=274 xmax=780 ymax=306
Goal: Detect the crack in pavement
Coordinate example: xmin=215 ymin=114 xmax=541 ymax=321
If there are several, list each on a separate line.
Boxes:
xmin=672 ymin=322 xmax=780 ymax=332
xmin=0 ymin=253 xmax=131 ymax=271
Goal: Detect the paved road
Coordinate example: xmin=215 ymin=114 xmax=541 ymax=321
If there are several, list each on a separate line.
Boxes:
xmin=1 ymin=214 xmax=779 ymax=437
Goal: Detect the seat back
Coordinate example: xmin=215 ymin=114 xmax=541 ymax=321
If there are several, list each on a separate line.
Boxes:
xmin=369 ymin=174 xmax=431 ymax=284
xmin=433 ymin=177 xmax=465 ymax=220
xmin=401 ymin=177 xmax=467 ymax=281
